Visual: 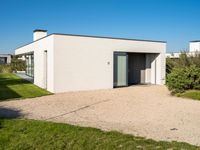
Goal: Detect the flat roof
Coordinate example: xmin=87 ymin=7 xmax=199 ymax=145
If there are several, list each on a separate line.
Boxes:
xmin=33 ymin=29 xmax=47 ymax=32
xmin=190 ymin=40 xmax=200 ymax=43
xmin=0 ymin=54 xmax=12 ymax=56
xmin=53 ymin=33 xmax=167 ymax=43
xmin=15 ymin=33 xmax=166 ymax=50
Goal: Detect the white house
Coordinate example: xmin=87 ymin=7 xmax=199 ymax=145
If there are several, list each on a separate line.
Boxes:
xmin=190 ymin=40 xmax=200 ymax=52
xmin=166 ymin=41 xmax=200 ymax=58
xmin=0 ymin=54 xmax=12 ymax=64
xmin=15 ymin=30 xmax=166 ymax=93
xmin=165 ymin=52 xmax=181 ymax=58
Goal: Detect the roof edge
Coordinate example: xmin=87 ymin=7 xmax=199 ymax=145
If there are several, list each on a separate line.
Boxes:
xmin=15 ymin=33 xmax=166 ymax=50
xmin=52 ymin=33 xmax=166 ymax=43
xmin=15 ymin=34 xmax=53 ymax=50
xmin=33 ymin=29 xmax=47 ymax=32
xmin=0 ymin=54 xmax=12 ymax=56
xmin=190 ymin=40 xmax=200 ymax=43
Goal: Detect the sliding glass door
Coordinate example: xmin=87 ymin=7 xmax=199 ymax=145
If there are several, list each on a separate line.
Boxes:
xmin=26 ymin=53 xmax=34 ymax=77
xmin=114 ymin=52 xmax=128 ymax=87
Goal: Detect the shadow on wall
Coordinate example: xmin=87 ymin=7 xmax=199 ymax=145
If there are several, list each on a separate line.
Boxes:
xmin=128 ymin=53 xmax=146 ymax=84
xmin=0 ymin=107 xmax=24 ymax=119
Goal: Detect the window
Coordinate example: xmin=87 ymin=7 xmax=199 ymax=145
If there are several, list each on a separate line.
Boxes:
xmin=0 ymin=57 xmax=7 ymax=64
xmin=26 ymin=54 xmax=34 ymax=77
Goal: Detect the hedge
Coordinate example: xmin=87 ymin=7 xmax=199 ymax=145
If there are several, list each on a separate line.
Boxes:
xmin=166 ymin=65 xmax=200 ymax=94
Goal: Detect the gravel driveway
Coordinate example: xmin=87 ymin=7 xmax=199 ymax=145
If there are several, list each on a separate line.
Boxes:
xmin=0 ymin=85 xmax=200 ymax=146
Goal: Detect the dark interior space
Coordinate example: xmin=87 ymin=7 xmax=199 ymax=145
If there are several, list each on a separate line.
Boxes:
xmin=0 ymin=57 xmax=7 ymax=64
xmin=113 ymin=52 xmax=148 ymax=87
xmin=128 ymin=53 xmax=146 ymax=85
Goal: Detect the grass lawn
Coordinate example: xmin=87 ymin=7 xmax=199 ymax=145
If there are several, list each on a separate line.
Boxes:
xmin=0 ymin=73 xmax=51 ymax=101
xmin=0 ymin=119 xmax=199 ymax=150
xmin=177 ymin=90 xmax=200 ymax=101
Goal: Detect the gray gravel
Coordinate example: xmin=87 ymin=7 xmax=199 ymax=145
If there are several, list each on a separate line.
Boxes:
xmin=1 ymin=85 xmax=200 ymax=146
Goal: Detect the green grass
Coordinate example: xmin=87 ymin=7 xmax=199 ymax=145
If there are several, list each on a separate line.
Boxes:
xmin=0 ymin=119 xmax=199 ymax=150
xmin=0 ymin=73 xmax=51 ymax=101
xmin=177 ymin=90 xmax=200 ymax=101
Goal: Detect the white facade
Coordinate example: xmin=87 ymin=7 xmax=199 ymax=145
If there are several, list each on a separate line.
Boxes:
xmin=190 ymin=41 xmax=200 ymax=52
xmin=166 ymin=52 xmax=181 ymax=58
xmin=166 ymin=41 xmax=200 ymax=59
xmin=0 ymin=54 xmax=11 ymax=64
xmin=33 ymin=29 xmax=47 ymax=41
xmin=15 ymin=31 xmax=166 ymax=93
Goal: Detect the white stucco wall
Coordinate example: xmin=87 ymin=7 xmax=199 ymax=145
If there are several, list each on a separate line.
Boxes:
xmin=33 ymin=31 xmax=47 ymax=41
xmin=190 ymin=42 xmax=200 ymax=52
xmin=53 ymin=34 xmax=166 ymax=93
xmin=15 ymin=34 xmax=166 ymax=93
xmin=15 ymin=35 xmax=55 ymax=93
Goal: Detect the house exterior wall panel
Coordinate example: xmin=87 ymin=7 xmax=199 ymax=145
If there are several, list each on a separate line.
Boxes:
xmin=15 ymin=36 xmax=55 ymax=92
xmin=190 ymin=42 xmax=200 ymax=52
xmin=53 ymin=35 xmax=166 ymax=93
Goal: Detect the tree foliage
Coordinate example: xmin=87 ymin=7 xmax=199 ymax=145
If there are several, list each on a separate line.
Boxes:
xmin=0 ymin=56 xmax=26 ymax=73
xmin=10 ymin=56 xmax=26 ymax=72
xmin=166 ymin=52 xmax=200 ymax=94
xmin=167 ymin=65 xmax=200 ymax=94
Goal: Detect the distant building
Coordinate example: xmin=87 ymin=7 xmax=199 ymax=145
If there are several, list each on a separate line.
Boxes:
xmin=190 ymin=41 xmax=200 ymax=52
xmin=166 ymin=41 xmax=200 ymax=58
xmin=166 ymin=52 xmax=181 ymax=58
xmin=0 ymin=54 xmax=12 ymax=64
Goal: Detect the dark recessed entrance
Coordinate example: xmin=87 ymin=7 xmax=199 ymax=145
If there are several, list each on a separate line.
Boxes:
xmin=128 ymin=53 xmax=146 ymax=85
xmin=114 ymin=52 xmax=149 ymax=87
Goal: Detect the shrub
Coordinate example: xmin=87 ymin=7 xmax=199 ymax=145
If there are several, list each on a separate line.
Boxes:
xmin=178 ymin=53 xmax=191 ymax=67
xmin=166 ymin=57 xmax=178 ymax=74
xmin=167 ymin=65 xmax=200 ymax=94
xmin=166 ymin=52 xmax=200 ymax=75
xmin=0 ymin=64 xmax=12 ymax=73
xmin=11 ymin=56 xmax=26 ymax=72
xmin=0 ymin=56 xmax=26 ymax=73
xmin=190 ymin=52 xmax=200 ymax=67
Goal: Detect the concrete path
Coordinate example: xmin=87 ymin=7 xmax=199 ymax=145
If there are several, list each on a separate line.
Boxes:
xmin=0 ymin=85 xmax=200 ymax=146
xmin=15 ymin=72 xmax=34 ymax=82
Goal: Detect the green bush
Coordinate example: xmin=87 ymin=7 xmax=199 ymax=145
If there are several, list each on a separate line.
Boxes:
xmin=167 ymin=65 xmax=200 ymax=94
xmin=0 ymin=65 xmax=12 ymax=73
xmin=166 ymin=52 xmax=200 ymax=75
xmin=11 ymin=56 xmax=26 ymax=72
xmin=190 ymin=52 xmax=200 ymax=67
xmin=166 ymin=57 xmax=178 ymax=74
xmin=0 ymin=56 xmax=26 ymax=73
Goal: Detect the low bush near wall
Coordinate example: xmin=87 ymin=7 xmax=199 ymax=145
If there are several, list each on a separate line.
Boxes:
xmin=167 ymin=65 xmax=200 ymax=94
xmin=166 ymin=52 xmax=200 ymax=75
xmin=0 ymin=56 xmax=26 ymax=73
xmin=166 ymin=52 xmax=200 ymax=95
xmin=11 ymin=56 xmax=26 ymax=72
xmin=0 ymin=65 xmax=12 ymax=73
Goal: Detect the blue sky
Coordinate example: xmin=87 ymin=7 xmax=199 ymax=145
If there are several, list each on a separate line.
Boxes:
xmin=0 ymin=0 xmax=200 ymax=54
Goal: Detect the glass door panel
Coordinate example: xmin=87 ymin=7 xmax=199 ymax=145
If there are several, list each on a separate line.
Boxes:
xmin=114 ymin=52 xmax=128 ymax=87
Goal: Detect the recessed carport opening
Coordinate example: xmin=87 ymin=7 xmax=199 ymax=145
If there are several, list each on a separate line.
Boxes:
xmin=113 ymin=52 xmax=159 ymax=87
